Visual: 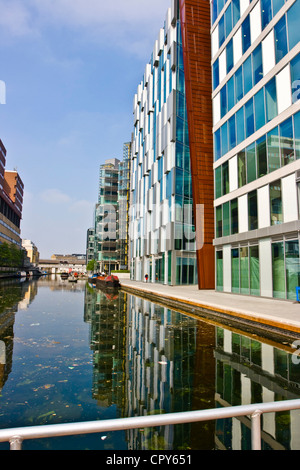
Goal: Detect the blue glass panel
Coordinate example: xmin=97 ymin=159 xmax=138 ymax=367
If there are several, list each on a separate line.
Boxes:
xmin=254 ymin=88 xmax=266 ymax=131
xmin=219 ymin=15 xmax=225 ymax=47
xmin=214 ymin=129 xmax=221 ymax=161
xmin=265 ymin=77 xmax=277 ymax=122
xmin=273 ymin=0 xmax=284 ymax=16
xmin=236 ymin=107 xmax=245 ymax=145
xmin=291 ymin=53 xmax=300 ymax=104
xmin=221 ymin=121 xmax=228 ymax=156
xmin=213 ymin=59 xmax=219 ymax=90
xmin=252 ymin=44 xmax=263 ymax=85
xmin=232 ymin=0 xmax=240 ymax=26
xmin=261 ymin=0 xmax=272 ymax=30
xmin=228 ymin=114 xmax=237 ymax=150
xmin=243 ymin=55 xmax=253 ymax=95
xmin=227 ymin=76 xmax=235 ymax=111
xmin=274 ymin=15 xmax=288 ymax=63
xmin=287 ymin=0 xmax=300 ymax=51
xmin=217 ymin=0 xmax=225 ymax=15
xmin=212 ymin=0 xmax=218 ymax=25
xmin=245 ymin=98 xmax=254 ymax=138
xmin=280 ymin=117 xmax=295 ymax=165
xmin=235 ymin=66 xmax=243 ymax=103
xmin=225 ymin=3 xmax=233 ymax=37
xmin=294 ymin=111 xmax=300 ymax=159
xmin=226 ymin=39 xmax=234 ymax=73
xmin=220 ymin=85 xmax=227 ymax=118
xmin=242 ymin=15 xmax=251 ymax=54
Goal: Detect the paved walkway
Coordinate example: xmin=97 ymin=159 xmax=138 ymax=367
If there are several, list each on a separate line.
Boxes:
xmin=120 ymin=280 xmax=300 ymax=336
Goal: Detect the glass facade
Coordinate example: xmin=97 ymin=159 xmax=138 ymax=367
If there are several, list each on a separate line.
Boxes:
xmin=212 ymin=0 xmax=300 ymax=299
xmin=130 ymin=7 xmax=197 ymax=285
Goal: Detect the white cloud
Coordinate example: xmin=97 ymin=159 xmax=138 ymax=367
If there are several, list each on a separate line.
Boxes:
xmin=40 ymin=188 xmax=72 ymax=204
xmin=0 ymin=0 xmax=171 ymax=55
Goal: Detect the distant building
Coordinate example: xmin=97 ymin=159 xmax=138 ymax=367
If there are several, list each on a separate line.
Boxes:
xmin=0 ymin=140 xmax=24 ymax=247
xmin=22 ymin=240 xmax=40 ymax=266
xmin=94 ymin=158 xmax=120 ymax=273
xmin=117 ymin=143 xmax=131 ymax=270
xmin=86 ymin=228 xmax=95 ymax=265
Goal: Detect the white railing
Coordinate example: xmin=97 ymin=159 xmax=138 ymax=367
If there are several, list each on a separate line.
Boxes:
xmin=1 ymin=399 xmax=300 ymax=450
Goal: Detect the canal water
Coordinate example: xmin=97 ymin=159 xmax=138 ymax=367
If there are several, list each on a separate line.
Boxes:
xmin=0 ymin=277 xmax=300 ymax=450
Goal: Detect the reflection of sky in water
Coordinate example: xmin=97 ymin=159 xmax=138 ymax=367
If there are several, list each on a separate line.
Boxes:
xmin=0 ymin=278 xmax=299 ymax=450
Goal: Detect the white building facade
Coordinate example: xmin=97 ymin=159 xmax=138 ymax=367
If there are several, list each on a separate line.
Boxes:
xmin=130 ymin=1 xmax=197 ymax=285
xmin=212 ymin=0 xmax=300 ymax=299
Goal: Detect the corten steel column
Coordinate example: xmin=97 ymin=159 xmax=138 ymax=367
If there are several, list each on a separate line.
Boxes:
xmin=179 ymin=0 xmax=215 ymax=290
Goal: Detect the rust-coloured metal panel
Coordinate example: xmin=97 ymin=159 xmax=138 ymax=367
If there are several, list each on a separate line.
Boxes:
xmin=179 ymin=0 xmax=215 ymax=289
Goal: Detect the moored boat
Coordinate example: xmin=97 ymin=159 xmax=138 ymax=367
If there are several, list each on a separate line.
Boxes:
xmin=89 ymin=274 xmax=120 ymax=290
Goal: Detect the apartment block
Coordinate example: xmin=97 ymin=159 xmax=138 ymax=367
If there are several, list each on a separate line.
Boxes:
xmin=212 ymin=0 xmax=300 ymax=299
xmin=0 ymin=140 xmax=24 ymax=247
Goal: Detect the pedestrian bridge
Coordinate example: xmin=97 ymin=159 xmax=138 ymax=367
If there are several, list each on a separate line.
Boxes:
xmin=38 ymin=259 xmax=86 ymax=275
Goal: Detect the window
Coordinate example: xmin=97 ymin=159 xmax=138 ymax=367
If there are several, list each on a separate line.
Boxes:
xmin=232 ymin=0 xmax=240 ymax=26
xmin=252 ymin=44 xmax=263 ymax=85
xmin=220 ymin=85 xmax=227 ymax=118
xmin=227 ymin=76 xmax=235 ymax=111
xmin=248 ymin=190 xmax=258 ymax=230
xmin=240 ymin=246 xmax=249 ymax=294
xmin=242 ymin=15 xmax=251 ymax=54
xmin=219 ymin=14 xmax=225 ymax=47
xmin=227 ymin=39 xmax=234 ymax=74
xmin=221 ymin=122 xmax=228 ymax=156
xmin=280 ymin=117 xmax=294 ymax=166
xmin=254 ymin=88 xmax=266 ymax=131
xmin=291 ymin=53 xmax=300 ymax=105
xmin=246 ymin=142 xmax=256 ymax=184
xmin=222 ymin=161 xmax=229 ymax=196
xmin=215 ymin=166 xmax=222 ymax=199
xmin=243 ymin=55 xmax=253 ymax=95
xmin=294 ymin=111 xmax=300 ymax=160
xmin=272 ymin=242 xmax=285 ymax=298
xmin=231 ymin=198 xmax=238 ymax=234
xmin=213 ymin=59 xmax=219 ymax=91
xmin=236 ymin=107 xmax=245 ymax=145
xmin=270 ymin=179 xmax=282 ymax=225
xmin=250 ymin=245 xmax=260 ymax=296
xmin=285 ymin=240 xmax=300 ymax=300
xmin=232 ymin=248 xmax=240 ymax=293
xmin=245 ymin=98 xmax=254 ymax=138
xmin=267 ymin=126 xmax=280 ymax=172
xmin=273 ymin=0 xmax=284 ymax=16
xmin=223 ymin=201 xmax=230 ymax=236
xmin=238 ymin=150 xmax=246 ymax=187
xmin=265 ymin=77 xmax=277 ymax=122
xmin=274 ymin=15 xmax=288 ymax=63
xmin=228 ymin=114 xmax=236 ymax=150
xmin=256 ymin=135 xmax=267 ymax=178
xmin=235 ymin=66 xmax=243 ymax=103
xmin=287 ymin=0 xmax=300 ymax=51
xmin=216 ymin=206 xmax=223 ymax=238
xmin=225 ymin=3 xmax=233 ymax=36
xmin=216 ymin=250 xmax=223 ymax=291
xmin=261 ymin=0 xmax=272 ymax=30
xmin=214 ymin=129 xmax=221 ymax=161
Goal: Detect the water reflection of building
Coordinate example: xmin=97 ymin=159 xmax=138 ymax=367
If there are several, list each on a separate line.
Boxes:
xmin=0 ymin=280 xmax=38 ymax=392
xmin=125 ymin=295 xmax=215 ymax=450
xmin=215 ymin=327 xmax=300 ymax=450
xmin=84 ymin=284 xmax=127 ymax=408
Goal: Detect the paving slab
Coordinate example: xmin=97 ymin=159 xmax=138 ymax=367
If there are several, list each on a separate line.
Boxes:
xmin=120 ymin=280 xmax=300 ymax=337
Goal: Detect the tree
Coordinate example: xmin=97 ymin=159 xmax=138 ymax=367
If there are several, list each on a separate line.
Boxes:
xmin=87 ymin=259 xmax=97 ymax=272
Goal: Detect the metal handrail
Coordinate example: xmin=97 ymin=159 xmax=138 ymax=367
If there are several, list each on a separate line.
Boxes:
xmin=1 ymin=399 xmax=300 ymax=450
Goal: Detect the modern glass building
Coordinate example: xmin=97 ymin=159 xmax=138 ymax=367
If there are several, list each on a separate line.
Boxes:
xmin=130 ymin=0 xmax=214 ymax=286
xmin=212 ymin=0 xmax=300 ymax=299
xmin=93 ymin=158 xmax=120 ymax=273
xmin=117 ymin=143 xmax=131 ymax=270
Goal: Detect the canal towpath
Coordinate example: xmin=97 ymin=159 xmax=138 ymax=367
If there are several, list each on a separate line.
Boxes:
xmin=120 ymin=280 xmax=300 ymax=339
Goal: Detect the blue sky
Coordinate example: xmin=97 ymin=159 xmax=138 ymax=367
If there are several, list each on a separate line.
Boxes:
xmin=0 ymin=0 xmax=171 ymax=258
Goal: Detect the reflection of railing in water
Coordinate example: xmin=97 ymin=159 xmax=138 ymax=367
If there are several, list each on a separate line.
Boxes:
xmin=1 ymin=399 xmax=300 ymax=450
